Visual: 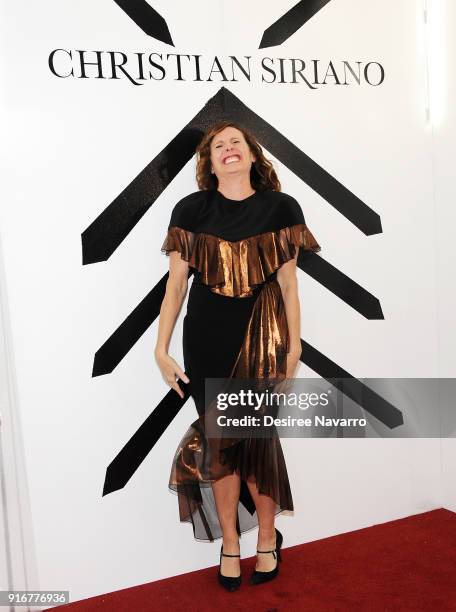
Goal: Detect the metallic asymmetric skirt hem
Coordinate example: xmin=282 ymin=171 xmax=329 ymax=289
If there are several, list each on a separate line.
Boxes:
xmin=168 ymin=273 xmax=294 ymax=542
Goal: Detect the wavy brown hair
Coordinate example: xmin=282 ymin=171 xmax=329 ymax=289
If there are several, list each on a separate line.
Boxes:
xmin=195 ymin=120 xmax=281 ymax=192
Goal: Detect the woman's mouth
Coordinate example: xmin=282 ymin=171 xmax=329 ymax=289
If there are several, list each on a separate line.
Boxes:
xmin=223 ymin=155 xmax=241 ymax=164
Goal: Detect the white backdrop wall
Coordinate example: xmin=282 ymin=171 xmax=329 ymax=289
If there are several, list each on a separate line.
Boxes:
xmin=0 ymin=0 xmax=454 ymax=606
xmin=431 ymin=0 xmax=456 ymax=510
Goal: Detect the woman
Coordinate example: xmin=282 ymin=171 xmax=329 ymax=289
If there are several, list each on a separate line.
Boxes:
xmin=155 ymin=120 xmax=321 ymax=591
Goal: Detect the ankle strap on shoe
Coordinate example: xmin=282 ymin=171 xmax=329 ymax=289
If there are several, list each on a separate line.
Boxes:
xmin=257 ymin=549 xmax=277 ymax=558
xmin=221 ymin=552 xmax=240 ymax=557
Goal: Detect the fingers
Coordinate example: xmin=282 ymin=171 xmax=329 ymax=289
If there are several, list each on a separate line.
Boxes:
xmin=175 ymin=367 xmax=190 ymax=384
xmin=170 ymin=380 xmax=184 ymax=399
xmin=164 ymin=366 xmax=189 ymax=400
xmin=160 ymin=356 xmax=190 ymax=400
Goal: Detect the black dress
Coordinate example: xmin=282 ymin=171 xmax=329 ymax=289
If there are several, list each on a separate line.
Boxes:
xmin=161 ymin=187 xmax=321 ymax=541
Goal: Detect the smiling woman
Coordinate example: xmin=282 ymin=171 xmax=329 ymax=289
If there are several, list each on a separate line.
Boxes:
xmin=155 ymin=120 xmax=321 ymax=591
xmin=209 ymin=128 xmax=258 ymax=200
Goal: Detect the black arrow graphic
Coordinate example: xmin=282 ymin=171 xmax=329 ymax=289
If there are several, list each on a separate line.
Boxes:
xmin=112 ymin=0 xmax=174 ymax=45
xmin=82 ymin=86 xmax=380 ymax=265
xmin=102 ymin=343 xmax=403 ymax=496
xmin=259 ymin=0 xmax=334 ymax=49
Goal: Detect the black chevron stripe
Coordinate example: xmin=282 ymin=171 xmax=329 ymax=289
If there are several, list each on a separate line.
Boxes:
xmin=82 ymin=86 xmax=379 ymax=265
xmin=298 ymin=251 xmax=384 ymax=319
xmin=90 ymin=89 xmax=384 ymax=377
xmin=92 ymin=252 xmax=381 ymax=378
xmin=102 ymin=339 xmax=403 ymax=495
xmin=300 ymin=338 xmax=403 ymax=428
xmin=112 ymin=0 xmax=334 ymax=50
xmin=103 ymin=381 xmax=191 ymax=495
xmin=93 ymin=270 xmax=191 ymax=376
xmin=220 ymin=87 xmax=381 ymax=234
xmin=259 ymin=0 xmax=334 ymax=49
xmin=112 ymin=0 xmax=174 ymax=45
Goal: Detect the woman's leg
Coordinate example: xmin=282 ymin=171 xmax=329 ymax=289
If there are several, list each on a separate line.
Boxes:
xmin=246 ymin=477 xmax=278 ymax=572
xmin=212 ymin=472 xmax=241 ymax=577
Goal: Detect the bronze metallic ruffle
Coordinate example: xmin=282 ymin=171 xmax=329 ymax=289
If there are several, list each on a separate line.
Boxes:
xmin=161 ymin=223 xmax=321 ymax=298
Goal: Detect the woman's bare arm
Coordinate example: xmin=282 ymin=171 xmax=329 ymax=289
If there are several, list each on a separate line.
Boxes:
xmin=154 ymin=252 xmax=191 ymax=398
xmin=276 ymin=251 xmax=301 ymax=378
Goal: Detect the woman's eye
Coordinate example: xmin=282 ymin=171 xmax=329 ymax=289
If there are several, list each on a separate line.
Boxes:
xmin=215 ymin=140 xmax=239 ymax=149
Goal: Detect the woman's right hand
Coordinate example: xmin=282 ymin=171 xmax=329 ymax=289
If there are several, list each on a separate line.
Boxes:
xmin=154 ymin=349 xmax=190 ymax=399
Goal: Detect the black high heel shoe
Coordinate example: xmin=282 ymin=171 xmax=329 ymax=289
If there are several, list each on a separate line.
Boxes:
xmin=250 ymin=528 xmax=283 ymax=586
xmin=218 ymin=545 xmax=242 ymax=592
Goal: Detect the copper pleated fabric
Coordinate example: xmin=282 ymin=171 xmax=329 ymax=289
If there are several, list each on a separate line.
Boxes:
xmin=164 ymin=223 xmax=321 ymax=541
xmin=161 ymin=222 xmax=321 ymax=298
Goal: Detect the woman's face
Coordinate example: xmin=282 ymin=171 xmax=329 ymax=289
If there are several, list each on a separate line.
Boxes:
xmin=209 ymin=126 xmax=256 ymax=181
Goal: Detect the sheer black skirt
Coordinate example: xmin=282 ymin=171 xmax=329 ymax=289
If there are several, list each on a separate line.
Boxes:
xmin=168 ymin=275 xmax=294 ymax=541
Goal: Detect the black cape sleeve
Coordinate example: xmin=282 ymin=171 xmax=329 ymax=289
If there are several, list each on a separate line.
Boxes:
xmin=160 ymin=191 xmax=203 ymax=259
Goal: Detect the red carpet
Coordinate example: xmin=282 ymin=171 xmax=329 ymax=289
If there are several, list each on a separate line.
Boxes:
xmin=50 ymin=509 xmax=456 ymax=611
